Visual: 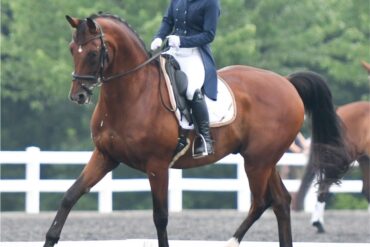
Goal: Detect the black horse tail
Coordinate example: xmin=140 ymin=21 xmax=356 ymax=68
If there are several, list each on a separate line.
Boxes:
xmin=287 ymin=71 xmax=351 ymax=186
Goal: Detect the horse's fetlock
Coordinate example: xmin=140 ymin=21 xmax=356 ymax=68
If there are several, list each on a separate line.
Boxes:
xmin=154 ymin=214 xmax=168 ymax=229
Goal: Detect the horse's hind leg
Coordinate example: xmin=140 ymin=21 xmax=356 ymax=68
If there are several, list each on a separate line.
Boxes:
xmin=43 ymin=151 xmax=117 ymax=247
xmin=359 ymin=155 xmax=370 ymax=206
xmin=269 ymin=168 xmax=293 ymax=247
xmin=311 ymin=181 xmax=330 ymax=233
xmin=226 ymin=166 xmax=273 ymax=247
xmin=292 ymin=161 xmax=315 ymax=211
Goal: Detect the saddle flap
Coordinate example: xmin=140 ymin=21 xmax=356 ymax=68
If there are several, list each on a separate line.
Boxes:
xmin=162 ymin=55 xmax=191 ymax=121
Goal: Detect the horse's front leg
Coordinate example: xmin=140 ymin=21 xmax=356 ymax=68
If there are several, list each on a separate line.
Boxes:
xmin=43 ymin=150 xmax=118 ymax=247
xmin=147 ymin=164 xmax=170 ymax=247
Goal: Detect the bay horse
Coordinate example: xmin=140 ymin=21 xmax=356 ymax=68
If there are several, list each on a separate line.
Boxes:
xmin=292 ymin=101 xmax=370 ymax=233
xmin=44 ymin=13 xmax=350 ymax=247
xmin=292 ymin=62 xmax=370 ymax=233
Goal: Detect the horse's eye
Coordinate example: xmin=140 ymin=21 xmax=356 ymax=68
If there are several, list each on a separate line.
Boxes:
xmin=88 ymin=51 xmax=98 ymax=59
xmin=87 ymin=51 xmax=99 ymax=66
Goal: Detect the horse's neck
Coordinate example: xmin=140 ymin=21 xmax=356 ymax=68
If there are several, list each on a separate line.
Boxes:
xmin=97 ymin=52 xmax=160 ymax=120
xmin=103 ymin=31 xmax=152 ymax=100
xmin=95 ymin=25 xmax=163 ymax=122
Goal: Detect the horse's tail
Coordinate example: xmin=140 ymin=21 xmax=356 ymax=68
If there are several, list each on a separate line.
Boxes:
xmin=287 ymin=71 xmax=351 ymax=186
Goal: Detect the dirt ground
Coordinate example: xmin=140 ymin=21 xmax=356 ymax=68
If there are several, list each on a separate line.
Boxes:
xmin=1 ymin=210 xmax=369 ymax=243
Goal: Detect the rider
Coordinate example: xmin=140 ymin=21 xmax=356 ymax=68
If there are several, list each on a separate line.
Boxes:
xmin=150 ymin=0 xmax=221 ymax=158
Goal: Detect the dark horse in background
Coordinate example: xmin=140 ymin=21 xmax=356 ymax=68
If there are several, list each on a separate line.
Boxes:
xmin=292 ymin=62 xmax=370 ymax=233
xmin=44 ymin=13 xmax=350 ymax=247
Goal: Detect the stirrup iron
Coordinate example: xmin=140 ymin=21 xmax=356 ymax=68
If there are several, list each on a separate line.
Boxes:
xmin=192 ymin=134 xmax=208 ymax=158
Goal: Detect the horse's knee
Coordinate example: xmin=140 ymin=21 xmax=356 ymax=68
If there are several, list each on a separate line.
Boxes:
xmin=274 ymin=203 xmax=290 ymax=217
xmin=272 ymin=193 xmax=291 ymax=218
xmin=60 ymin=193 xmax=74 ymax=208
xmin=61 ymin=187 xmax=87 ymax=209
xmin=284 ymin=191 xmax=292 ymax=204
xmin=250 ymin=198 xmax=271 ymax=217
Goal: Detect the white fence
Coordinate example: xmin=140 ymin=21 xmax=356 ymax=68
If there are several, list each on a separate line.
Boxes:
xmin=0 ymin=147 xmax=362 ymax=214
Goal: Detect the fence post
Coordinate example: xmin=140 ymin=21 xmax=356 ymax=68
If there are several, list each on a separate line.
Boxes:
xmin=98 ymin=172 xmax=113 ymax=213
xmin=236 ymin=157 xmax=250 ymax=212
xmin=169 ymin=169 xmax=183 ymax=212
xmin=25 ymin=146 xmax=40 ymax=213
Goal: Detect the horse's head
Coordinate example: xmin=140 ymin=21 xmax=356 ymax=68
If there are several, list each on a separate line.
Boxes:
xmin=66 ymin=15 xmax=110 ymax=104
xmin=361 ymin=60 xmax=370 ymax=77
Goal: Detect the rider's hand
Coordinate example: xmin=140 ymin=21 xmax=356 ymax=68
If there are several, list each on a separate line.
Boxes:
xmin=167 ymin=35 xmax=180 ymax=49
xmin=150 ymin=38 xmax=163 ymax=51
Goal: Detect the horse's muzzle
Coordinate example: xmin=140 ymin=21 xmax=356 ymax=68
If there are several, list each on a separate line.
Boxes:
xmin=69 ymin=90 xmax=91 ymax=104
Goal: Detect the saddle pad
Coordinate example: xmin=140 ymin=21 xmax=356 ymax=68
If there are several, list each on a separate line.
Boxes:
xmin=160 ymin=57 xmax=236 ymax=130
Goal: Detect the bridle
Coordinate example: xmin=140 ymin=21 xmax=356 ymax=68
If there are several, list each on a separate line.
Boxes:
xmin=72 ymin=20 xmax=164 ymax=92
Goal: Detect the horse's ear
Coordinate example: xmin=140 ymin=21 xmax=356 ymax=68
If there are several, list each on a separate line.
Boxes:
xmin=361 ymin=60 xmax=370 ymax=73
xmin=86 ymin=18 xmax=98 ymax=34
xmin=66 ymin=15 xmax=81 ymax=28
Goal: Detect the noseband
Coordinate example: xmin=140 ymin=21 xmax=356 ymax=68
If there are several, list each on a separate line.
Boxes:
xmin=72 ymin=20 xmax=164 ymax=92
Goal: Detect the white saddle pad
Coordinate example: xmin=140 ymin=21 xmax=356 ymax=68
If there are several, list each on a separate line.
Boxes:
xmin=160 ymin=57 xmax=236 ymax=130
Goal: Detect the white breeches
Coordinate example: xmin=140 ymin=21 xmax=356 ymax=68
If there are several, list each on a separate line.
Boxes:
xmin=165 ymin=47 xmax=205 ymax=100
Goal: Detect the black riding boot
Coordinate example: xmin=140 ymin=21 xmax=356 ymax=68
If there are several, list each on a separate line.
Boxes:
xmin=190 ymin=90 xmax=214 ymax=158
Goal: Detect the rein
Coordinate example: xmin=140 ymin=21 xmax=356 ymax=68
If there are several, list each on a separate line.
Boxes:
xmin=72 ymin=20 xmax=167 ymax=90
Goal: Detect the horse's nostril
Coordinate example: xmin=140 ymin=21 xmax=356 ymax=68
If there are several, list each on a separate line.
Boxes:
xmin=69 ymin=91 xmax=88 ymax=104
xmin=78 ymin=93 xmax=86 ymax=101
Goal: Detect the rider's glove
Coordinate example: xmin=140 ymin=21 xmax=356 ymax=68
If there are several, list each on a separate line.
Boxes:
xmin=150 ymin=38 xmax=163 ymax=51
xmin=167 ymin=35 xmax=181 ymax=49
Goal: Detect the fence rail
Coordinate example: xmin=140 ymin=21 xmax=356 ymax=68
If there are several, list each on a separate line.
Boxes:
xmin=0 ymin=147 xmax=362 ymax=213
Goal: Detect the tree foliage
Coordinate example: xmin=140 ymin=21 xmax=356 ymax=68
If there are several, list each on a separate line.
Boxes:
xmin=1 ymin=0 xmax=369 ymax=150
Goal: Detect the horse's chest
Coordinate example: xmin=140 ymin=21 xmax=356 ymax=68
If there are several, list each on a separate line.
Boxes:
xmin=93 ymin=129 xmax=119 ymax=151
xmin=91 ymin=119 xmax=122 ymax=152
xmin=91 ymin=119 xmax=143 ymax=162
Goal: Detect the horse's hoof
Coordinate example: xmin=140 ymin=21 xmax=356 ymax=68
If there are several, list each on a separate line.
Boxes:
xmin=43 ymin=238 xmax=59 ymax=247
xmin=43 ymin=241 xmax=54 ymax=247
xmin=312 ymin=221 xmax=325 ymax=233
xmin=225 ymin=237 xmax=239 ymax=247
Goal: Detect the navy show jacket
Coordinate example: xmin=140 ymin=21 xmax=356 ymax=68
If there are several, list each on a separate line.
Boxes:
xmin=155 ymin=0 xmax=221 ymax=100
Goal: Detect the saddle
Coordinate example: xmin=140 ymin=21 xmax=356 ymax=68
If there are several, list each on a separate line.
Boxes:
xmin=159 ymin=54 xmax=237 ymax=166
